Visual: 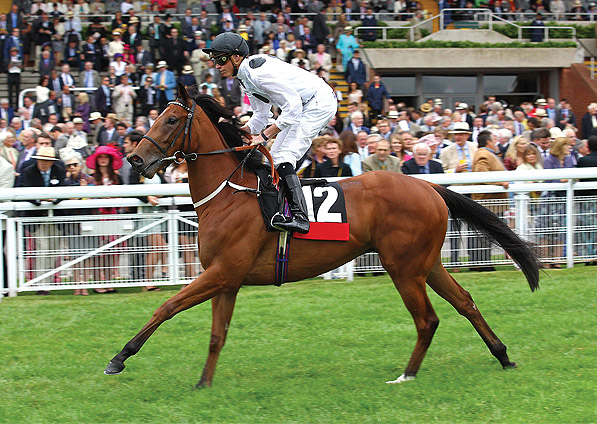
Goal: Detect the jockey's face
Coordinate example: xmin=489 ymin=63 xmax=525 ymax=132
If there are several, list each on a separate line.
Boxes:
xmin=214 ymin=54 xmax=242 ymax=78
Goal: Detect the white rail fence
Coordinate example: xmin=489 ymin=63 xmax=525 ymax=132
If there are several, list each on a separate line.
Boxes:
xmin=1 ymin=168 xmax=597 ymax=297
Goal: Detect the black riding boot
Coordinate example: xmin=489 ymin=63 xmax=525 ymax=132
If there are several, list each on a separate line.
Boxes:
xmin=272 ymin=166 xmax=310 ymax=234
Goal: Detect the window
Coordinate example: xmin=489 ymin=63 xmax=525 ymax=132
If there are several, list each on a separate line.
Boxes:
xmin=383 ymin=77 xmax=416 ymax=95
xmin=422 ymin=76 xmax=477 ymax=94
xmin=484 ymin=75 xmax=538 ymax=94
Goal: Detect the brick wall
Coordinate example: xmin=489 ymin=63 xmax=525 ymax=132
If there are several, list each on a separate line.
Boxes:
xmin=560 ymin=64 xmax=597 ymax=138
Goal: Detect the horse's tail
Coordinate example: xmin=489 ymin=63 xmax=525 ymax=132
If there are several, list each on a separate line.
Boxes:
xmin=429 ymin=183 xmax=541 ymax=291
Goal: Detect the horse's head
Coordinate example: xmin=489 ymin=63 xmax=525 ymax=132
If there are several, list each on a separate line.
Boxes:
xmin=128 ymin=82 xmax=196 ymax=177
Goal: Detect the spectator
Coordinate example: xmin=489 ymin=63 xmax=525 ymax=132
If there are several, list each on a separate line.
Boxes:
xmin=348 ymin=111 xmax=370 ymax=135
xmin=366 ymin=74 xmax=390 ymax=122
xmin=362 ymin=137 xmax=402 ymax=172
xmin=336 ymin=26 xmax=359 ymax=72
xmin=440 ymin=122 xmax=478 ymax=173
xmin=530 ymin=13 xmax=545 ymax=42
xmin=575 ymin=135 xmax=597 ymax=260
xmin=402 ymin=143 xmax=445 ymax=174
xmin=179 ymin=65 xmax=197 ymax=89
xmin=4 ymin=27 xmax=23 ymax=60
xmin=96 ymin=116 xmax=119 ymax=146
xmin=75 ymin=93 xmax=91 ymax=132
xmin=59 ymin=63 xmax=75 ymax=87
xmin=347 ymin=82 xmax=363 ymax=106
xmin=153 ymin=61 xmax=176 ymax=111
xmin=308 ymin=44 xmax=332 ymax=81
xmin=5 ymin=47 xmax=22 ymax=108
xmin=339 ymin=130 xmax=363 ymax=176
xmin=581 ymin=102 xmax=597 ymax=139
xmin=314 ymin=137 xmax=353 ymax=177
xmin=389 ymin=133 xmax=408 ymax=166
xmin=17 ymin=144 xmax=66 ymax=293
xmin=220 ymin=75 xmax=242 ymax=108
xmin=530 ymin=127 xmax=551 ymax=160
xmin=63 ymin=38 xmax=82 ymax=71
xmin=345 ymin=49 xmax=366 ymax=89
xmin=108 ymin=29 xmax=124 ymax=61
xmin=138 ymin=76 xmax=158 ymax=117
xmin=33 ymin=13 xmax=55 ymax=69
xmin=503 ymin=135 xmax=528 ymax=170
xmin=162 ymin=28 xmax=185 ymax=75
xmin=85 ymin=145 xmax=123 ymax=291
xmin=360 ymin=8 xmax=378 ymax=41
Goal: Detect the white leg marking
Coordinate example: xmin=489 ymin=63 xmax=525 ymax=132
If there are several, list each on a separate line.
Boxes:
xmin=385 ymin=374 xmax=416 ymax=384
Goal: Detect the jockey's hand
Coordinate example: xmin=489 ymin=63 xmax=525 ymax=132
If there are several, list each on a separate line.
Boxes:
xmin=249 ymin=134 xmax=266 ymax=146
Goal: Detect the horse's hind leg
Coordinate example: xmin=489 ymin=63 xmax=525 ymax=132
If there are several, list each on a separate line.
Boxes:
xmin=385 ymin=271 xmax=440 ymax=384
xmin=426 ymin=258 xmax=516 ymax=369
xmin=196 ymin=290 xmax=238 ymax=389
xmin=104 ymin=268 xmax=234 ymax=376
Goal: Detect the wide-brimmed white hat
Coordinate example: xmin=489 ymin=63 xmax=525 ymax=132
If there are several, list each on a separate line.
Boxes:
xmin=31 ymin=146 xmax=59 ymax=161
xmin=157 ymin=60 xmax=168 ymax=68
xmin=448 ymin=122 xmax=472 ymax=134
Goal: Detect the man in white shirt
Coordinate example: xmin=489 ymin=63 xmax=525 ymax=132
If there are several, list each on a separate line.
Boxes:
xmin=204 ymin=32 xmax=337 ymax=234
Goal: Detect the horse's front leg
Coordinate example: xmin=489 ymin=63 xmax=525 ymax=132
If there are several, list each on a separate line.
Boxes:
xmin=196 ymin=290 xmax=239 ymax=389
xmin=104 ymin=268 xmax=239 ymax=376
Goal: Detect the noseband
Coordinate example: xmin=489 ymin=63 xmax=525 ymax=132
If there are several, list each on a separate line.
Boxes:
xmin=141 ymin=100 xmax=198 ymax=169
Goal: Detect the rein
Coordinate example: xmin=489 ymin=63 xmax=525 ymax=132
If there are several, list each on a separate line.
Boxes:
xmin=140 ymin=99 xmax=279 ymax=206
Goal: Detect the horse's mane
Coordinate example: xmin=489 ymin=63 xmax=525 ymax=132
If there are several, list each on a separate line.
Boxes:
xmin=190 ymin=92 xmax=265 ymax=171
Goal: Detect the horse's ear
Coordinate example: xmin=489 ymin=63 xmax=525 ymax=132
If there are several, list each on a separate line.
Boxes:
xmin=177 ymin=81 xmax=189 ymax=103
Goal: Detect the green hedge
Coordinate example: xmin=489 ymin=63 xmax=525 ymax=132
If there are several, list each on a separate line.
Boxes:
xmin=352 ymin=21 xmax=430 ymax=40
xmin=362 ymin=40 xmax=577 ymax=48
xmin=480 ymin=22 xmax=596 ymax=38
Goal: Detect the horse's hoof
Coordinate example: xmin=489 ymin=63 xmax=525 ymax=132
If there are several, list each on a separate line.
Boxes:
xmin=503 ymin=361 xmax=517 ymax=369
xmin=386 ymin=374 xmax=416 ymax=384
xmin=104 ymin=360 xmax=125 ymax=375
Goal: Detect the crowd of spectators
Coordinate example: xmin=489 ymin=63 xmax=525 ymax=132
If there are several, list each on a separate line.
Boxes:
xmin=1 ymin=1 xmax=596 ymax=293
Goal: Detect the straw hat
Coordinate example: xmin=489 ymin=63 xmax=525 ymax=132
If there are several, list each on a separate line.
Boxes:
xmin=344 ymin=26 xmax=353 ymax=31
xmin=86 ymin=145 xmax=123 ymax=170
xmin=420 ymin=103 xmax=432 ymax=113
xmin=387 ymin=110 xmax=399 ymax=119
xmin=72 ymin=117 xmax=84 ymax=124
xmin=534 ymin=108 xmax=547 ymax=117
xmin=182 ymin=65 xmax=193 ymax=74
xmin=157 ymin=60 xmax=168 ymax=68
xmin=448 ymin=122 xmax=472 ymax=134
xmin=31 ymin=146 xmax=59 ymax=161
xmin=456 ymin=102 xmax=469 ymax=110
xmin=89 ymin=112 xmax=103 ymax=121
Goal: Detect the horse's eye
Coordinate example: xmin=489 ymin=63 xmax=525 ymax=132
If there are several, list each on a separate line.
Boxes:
xmin=168 ymin=117 xmax=177 ymax=125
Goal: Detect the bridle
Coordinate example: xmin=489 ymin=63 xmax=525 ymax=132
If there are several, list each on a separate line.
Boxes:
xmin=140 ymin=100 xmax=197 ymax=173
xmin=139 ymin=99 xmax=278 ymax=185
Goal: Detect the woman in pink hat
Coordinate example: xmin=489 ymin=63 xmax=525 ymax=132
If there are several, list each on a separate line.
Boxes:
xmin=86 ymin=145 xmax=124 ymax=292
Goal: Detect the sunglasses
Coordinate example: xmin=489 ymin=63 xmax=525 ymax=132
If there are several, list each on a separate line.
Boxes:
xmin=211 ymin=54 xmax=230 ymax=66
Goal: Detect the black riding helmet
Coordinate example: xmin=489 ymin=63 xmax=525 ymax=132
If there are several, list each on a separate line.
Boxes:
xmin=203 ymin=32 xmax=250 ymax=57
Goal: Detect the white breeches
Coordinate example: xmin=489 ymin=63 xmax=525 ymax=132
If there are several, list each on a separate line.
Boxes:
xmin=270 ymin=85 xmax=337 ymax=168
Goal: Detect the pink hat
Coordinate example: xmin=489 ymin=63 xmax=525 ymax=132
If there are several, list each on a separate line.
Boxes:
xmin=418 ymin=134 xmax=440 ymax=147
xmin=86 ymin=145 xmax=123 ymax=170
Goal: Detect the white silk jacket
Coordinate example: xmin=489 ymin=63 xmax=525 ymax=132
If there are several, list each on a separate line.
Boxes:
xmin=237 ymin=54 xmax=332 ymax=134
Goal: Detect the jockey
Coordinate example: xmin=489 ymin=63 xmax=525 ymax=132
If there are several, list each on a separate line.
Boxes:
xmin=203 ymin=32 xmax=337 ymax=234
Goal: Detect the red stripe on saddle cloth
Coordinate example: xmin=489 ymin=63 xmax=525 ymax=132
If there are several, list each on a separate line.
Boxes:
xmin=293 ymin=222 xmax=350 ymax=241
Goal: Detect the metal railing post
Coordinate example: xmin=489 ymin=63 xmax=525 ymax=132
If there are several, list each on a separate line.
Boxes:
xmin=167 ymin=209 xmax=180 ymax=285
xmin=514 ymin=192 xmax=530 ymax=241
xmin=346 ymin=260 xmax=354 ymax=282
xmin=566 ymin=180 xmax=575 ymax=268
xmin=6 ymin=217 xmax=18 ymax=297
xmin=440 ymin=10 xmax=444 ymax=30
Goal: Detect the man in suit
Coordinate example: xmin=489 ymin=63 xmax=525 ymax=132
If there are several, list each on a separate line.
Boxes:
xmin=152 ymin=61 xmax=177 ymax=112
xmin=308 ymin=44 xmax=332 ymax=81
xmin=0 ymin=98 xmax=14 ymax=123
xmin=311 ymin=8 xmax=329 ymax=45
xmin=349 ymin=111 xmax=370 ymax=135
xmin=362 ymin=138 xmax=402 ymax=172
xmin=82 ymin=35 xmax=101 ymax=70
xmin=148 ymin=15 xmax=165 ymax=62
xmin=402 ymin=142 xmax=445 ymax=174
xmin=134 ymin=44 xmax=153 ymax=76
xmin=6 ymin=4 xmax=23 ymax=33
xmin=78 ymin=61 xmax=101 ymax=109
xmin=580 ymin=103 xmax=597 ymax=139
xmin=95 ymin=116 xmax=119 ymax=146
xmin=576 ymin=135 xmax=597 ymax=259
xmin=4 ymin=27 xmax=23 ymax=59
xmin=439 ymin=122 xmax=478 ymax=173
xmin=555 ymin=99 xmax=576 ymax=130
xmin=469 ymin=130 xmax=509 ymax=270
xmin=33 ymin=13 xmax=55 ymax=68
xmin=96 ymin=76 xmax=113 ymax=117
xmin=17 ymin=144 xmax=66 ymax=292
xmin=345 ymin=49 xmax=366 ymax=88
xmin=161 ymin=28 xmax=185 ymax=76
xmin=179 ymin=8 xmax=193 ymax=38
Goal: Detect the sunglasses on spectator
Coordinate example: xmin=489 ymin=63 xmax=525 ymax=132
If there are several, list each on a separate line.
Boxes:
xmin=211 ymin=54 xmax=230 ymax=66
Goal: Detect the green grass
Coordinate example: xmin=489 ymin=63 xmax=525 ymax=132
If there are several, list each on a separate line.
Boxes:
xmin=1 ymin=268 xmax=595 ymax=423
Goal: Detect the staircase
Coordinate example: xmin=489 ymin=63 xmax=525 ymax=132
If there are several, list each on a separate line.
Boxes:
xmin=0 ymin=71 xmax=41 ymax=108
xmin=584 ymin=59 xmax=597 ymax=79
xmin=329 ymin=66 xmax=349 ymax=120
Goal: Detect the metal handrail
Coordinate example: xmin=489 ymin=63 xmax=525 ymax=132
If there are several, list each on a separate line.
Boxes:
xmin=18 ymin=85 xmax=141 ymax=110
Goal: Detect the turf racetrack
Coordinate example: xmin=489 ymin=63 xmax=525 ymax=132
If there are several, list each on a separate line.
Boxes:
xmin=1 ymin=267 xmax=595 ymax=423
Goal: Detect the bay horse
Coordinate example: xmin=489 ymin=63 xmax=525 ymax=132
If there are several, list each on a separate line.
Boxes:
xmin=105 ymin=84 xmax=541 ymax=387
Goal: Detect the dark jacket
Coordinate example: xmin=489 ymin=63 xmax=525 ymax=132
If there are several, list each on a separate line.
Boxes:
xmin=581 ymin=112 xmax=597 ymax=139
xmin=576 ymin=152 xmax=597 ymax=196
xmin=366 ymin=82 xmax=390 ymax=111
xmin=401 ymin=158 xmax=445 ymax=174
xmin=17 ymin=161 xmax=66 ymax=217
xmin=314 ymin=159 xmax=353 ymax=177
xmin=345 ymin=57 xmax=366 ymax=87
xmin=95 ymin=85 xmax=113 ymax=116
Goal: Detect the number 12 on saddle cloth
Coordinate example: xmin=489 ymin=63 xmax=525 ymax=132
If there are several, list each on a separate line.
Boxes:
xmin=293 ymin=182 xmax=349 ymax=241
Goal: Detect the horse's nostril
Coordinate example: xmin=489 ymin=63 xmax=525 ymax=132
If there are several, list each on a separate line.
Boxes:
xmin=129 ymin=154 xmax=144 ymax=166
